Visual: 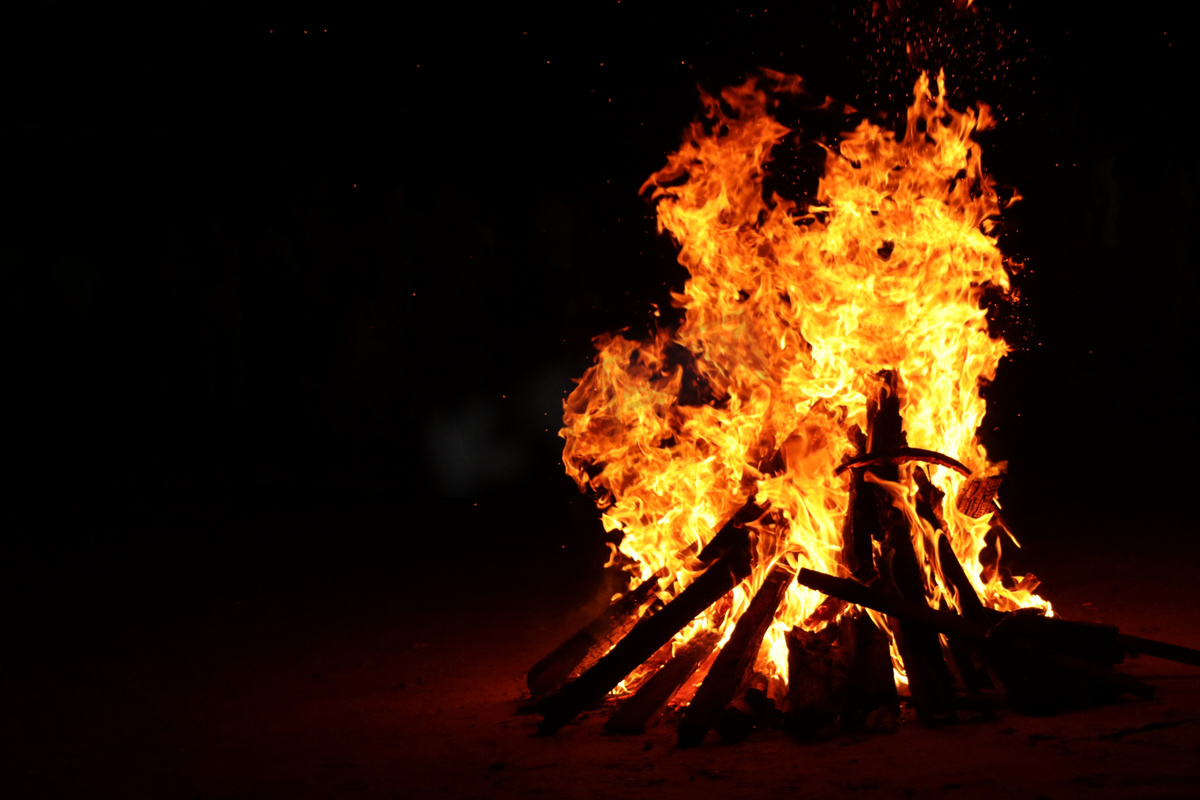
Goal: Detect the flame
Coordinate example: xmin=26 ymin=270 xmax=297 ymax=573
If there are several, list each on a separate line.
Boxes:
xmin=561 ymin=70 xmax=1047 ymax=693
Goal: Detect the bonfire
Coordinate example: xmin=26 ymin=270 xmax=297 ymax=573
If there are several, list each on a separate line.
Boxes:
xmin=526 ymin=70 xmax=1199 ymax=745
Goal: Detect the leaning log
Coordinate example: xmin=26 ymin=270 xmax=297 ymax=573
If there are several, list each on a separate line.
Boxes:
xmin=527 ymin=571 xmax=666 ymax=697
xmin=677 ymin=564 xmax=793 ymax=747
xmin=538 ymin=544 xmax=753 ymax=735
xmin=604 ymin=631 xmax=720 ymax=734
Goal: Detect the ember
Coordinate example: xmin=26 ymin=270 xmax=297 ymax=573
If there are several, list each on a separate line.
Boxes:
xmin=528 ymin=70 xmax=1199 ymax=744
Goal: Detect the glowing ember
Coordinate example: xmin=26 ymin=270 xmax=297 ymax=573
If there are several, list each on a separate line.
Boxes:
xmin=560 ymin=70 xmax=1048 ymax=697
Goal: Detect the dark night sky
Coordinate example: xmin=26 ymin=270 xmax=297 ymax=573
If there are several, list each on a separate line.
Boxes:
xmin=10 ymin=2 xmax=1198 ymax=541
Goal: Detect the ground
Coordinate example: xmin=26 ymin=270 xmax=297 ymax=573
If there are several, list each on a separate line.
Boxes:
xmin=4 ymin=497 xmax=1198 ymax=799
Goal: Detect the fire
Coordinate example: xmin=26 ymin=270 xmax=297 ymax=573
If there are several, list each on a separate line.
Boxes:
xmin=560 ymin=70 xmax=1047 ymax=695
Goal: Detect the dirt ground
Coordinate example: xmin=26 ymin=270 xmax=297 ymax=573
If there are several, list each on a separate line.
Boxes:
xmin=4 ymin=497 xmax=1198 ymax=799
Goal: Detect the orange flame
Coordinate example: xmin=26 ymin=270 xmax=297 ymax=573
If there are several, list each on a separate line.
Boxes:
xmin=561 ymin=70 xmax=1047 ymax=692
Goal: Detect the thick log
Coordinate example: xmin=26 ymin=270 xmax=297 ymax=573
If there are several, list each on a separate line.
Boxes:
xmin=677 ymin=564 xmax=793 ymax=747
xmin=842 ymin=425 xmax=878 ymax=582
xmin=838 ymin=611 xmax=900 ymax=733
xmin=865 ymin=371 xmax=957 ymax=724
xmin=786 ymin=624 xmax=841 ymax=737
xmin=604 ymin=631 xmax=720 ymax=734
xmin=715 ymin=672 xmax=776 ymax=742
xmin=697 ymin=501 xmax=760 ymax=563
xmin=538 ymin=545 xmax=753 ymax=735
xmin=526 ymin=571 xmax=666 ymax=697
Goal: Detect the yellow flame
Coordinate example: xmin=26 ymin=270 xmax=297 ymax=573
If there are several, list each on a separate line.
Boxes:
xmin=561 ymin=70 xmax=1047 ymax=692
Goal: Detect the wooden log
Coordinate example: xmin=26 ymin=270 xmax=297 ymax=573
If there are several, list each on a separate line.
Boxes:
xmin=538 ymin=544 xmax=753 ymax=735
xmin=526 ymin=571 xmax=666 ymax=697
xmin=935 ymin=533 xmax=992 ymax=628
xmin=835 ymin=447 xmax=971 ymax=477
xmin=696 ymin=501 xmax=760 ymax=563
xmin=842 ymin=424 xmax=878 ymax=582
xmin=677 ymin=564 xmax=793 ymax=747
xmin=1117 ymin=634 xmax=1200 ymax=667
xmin=714 ymin=672 xmax=776 ymax=742
xmin=865 ymin=371 xmax=957 ymax=725
xmin=786 ymin=624 xmax=841 ymax=737
xmin=604 ymin=631 xmax=720 ymax=734
xmin=838 ymin=610 xmax=900 ymax=733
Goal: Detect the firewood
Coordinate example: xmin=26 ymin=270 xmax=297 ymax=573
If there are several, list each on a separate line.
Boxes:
xmin=842 ymin=424 xmax=878 ymax=582
xmin=527 ymin=570 xmax=666 ymax=697
xmin=834 ymin=447 xmax=970 ymax=477
xmin=956 ymin=475 xmax=1002 ymax=518
xmin=935 ymin=533 xmax=992 ymax=628
xmin=604 ymin=631 xmax=720 ymax=734
xmin=838 ymin=610 xmax=900 ymax=733
xmin=864 ymin=371 xmax=957 ymax=725
xmin=677 ymin=564 xmax=793 ymax=747
xmin=715 ymin=672 xmax=777 ymax=742
xmin=538 ymin=544 xmax=753 ymax=735
xmin=1117 ymin=634 xmax=1200 ymax=667
xmin=696 ymin=501 xmax=761 ymax=563
xmin=797 ymin=568 xmax=986 ymax=640
xmin=786 ymin=624 xmax=842 ymax=737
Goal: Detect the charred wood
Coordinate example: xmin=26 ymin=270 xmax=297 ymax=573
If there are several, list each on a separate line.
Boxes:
xmin=538 ymin=544 xmax=753 ymax=735
xmin=838 ymin=611 xmax=900 ymax=733
xmin=786 ymin=624 xmax=843 ymax=738
xmin=677 ymin=564 xmax=793 ymax=747
xmin=527 ymin=571 xmax=666 ymax=697
xmin=835 ymin=447 xmax=970 ymax=478
xmin=604 ymin=631 xmax=720 ymax=734
xmin=715 ymin=673 xmax=778 ymax=742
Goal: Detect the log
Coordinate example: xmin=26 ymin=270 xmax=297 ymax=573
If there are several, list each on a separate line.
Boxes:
xmin=864 ymin=371 xmax=957 ymax=724
xmin=604 ymin=631 xmax=720 ymax=734
xmin=786 ymin=624 xmax=841 ymax=737
xmin=677 ymin=564 xmax=793 ymax=747
xmin=935 ymin=533 xmax=991 ymax=628
xmin=526 ymin=571 xmax=666 ymax=697
xmin=696 ymin=501 xmax=760 ymax=563
xmin=538 ymin=544 xmax=753 ymax=735
xmin=714 ymin=672 xmax=776 ymax=742
xmin=797 ymin=568 xmax=988 ymax=640
xmin=1117 ymin=634 xmax=1200 ymax=667
xmin=838 ymin=610 xmax=900 ymax=732
xmin=834 ymin=447 xmax=970 ymax=477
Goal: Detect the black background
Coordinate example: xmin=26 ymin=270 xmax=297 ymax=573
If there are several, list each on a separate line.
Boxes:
xmin=8 ymin=2 xmax=1198 ymax=611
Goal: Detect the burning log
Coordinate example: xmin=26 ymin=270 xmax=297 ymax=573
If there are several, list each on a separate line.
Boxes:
xmin=863 ymin=372 xmax=957 ymax=724
xmin=714 ymin=672 xmax=777 ymax=742
xmin=527 ymin=571 xmax=667 ymax=697
xmin=795 ymin=567 xmax=1200 ymax=711
xmin=834 ymin=446 xmax=970 ymax=477
xmin=786 ymin=624 xmax=843 ymax=737
xmin=677 ymin=564 xmax=793 ymax=747
xmin=603 ymin=631 xmax=721 ymax=734
xmin=838 ymin=611 xmax=900 ymax=732
xmin=538 ymin=544 xmax=753 ymax=735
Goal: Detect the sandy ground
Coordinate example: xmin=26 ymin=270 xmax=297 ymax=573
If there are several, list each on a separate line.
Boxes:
xmin=4 ymin=499 xmax=1199 ymax=799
